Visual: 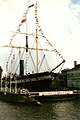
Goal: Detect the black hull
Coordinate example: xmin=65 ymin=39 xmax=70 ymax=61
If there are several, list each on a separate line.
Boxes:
xmin=0 ymin=91 xmax=79 ymax=104
xmin=10 ymin=71 xmax=52 ymax=92
xmin=17 ymin=79 xmax=52 ymax=92
xmin=0 ymin=92 xmax=28 ymax=103
xmin=35 ymin=94 xmax=79 ymax=102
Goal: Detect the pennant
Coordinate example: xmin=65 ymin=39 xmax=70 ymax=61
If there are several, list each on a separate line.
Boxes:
xmin=21 ymin=18 xmax=26 ymax=23
xmin=28 ymin=4 xmax=34 ymax=8
xmin=19 ymin=23 xmax=22 ymax=26
xmin=13 ymin=54 xmax=15 ymax=59
xmin=11 ymin=60 xmax=13 ymax=64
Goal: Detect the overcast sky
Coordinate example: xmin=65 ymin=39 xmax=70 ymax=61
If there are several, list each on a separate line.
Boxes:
xmin=0 ymin=0 xmax=80 ymax=75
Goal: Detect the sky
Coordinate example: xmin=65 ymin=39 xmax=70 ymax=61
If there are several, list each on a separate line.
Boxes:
xmin=0 ymin=0 xmax=80 ymax=75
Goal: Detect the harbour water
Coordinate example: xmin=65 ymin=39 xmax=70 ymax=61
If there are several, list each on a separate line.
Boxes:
xmin=0 ymin=98 xmax=80 ymax=120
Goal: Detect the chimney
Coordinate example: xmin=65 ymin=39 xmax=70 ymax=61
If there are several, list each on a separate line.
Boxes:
xmin=20 ymin=60 xmax=24 ymax=76
xmin=74 ymin=61 xmax=77 ymax=67
xmin=0 ymin=66 xmax=3 ymax=79
xmin=26 ymin=36 xmax=28 ymax=52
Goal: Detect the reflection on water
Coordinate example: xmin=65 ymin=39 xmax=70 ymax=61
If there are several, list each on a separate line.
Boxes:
xmin=0 ymin=99 xmax=80 ymax=120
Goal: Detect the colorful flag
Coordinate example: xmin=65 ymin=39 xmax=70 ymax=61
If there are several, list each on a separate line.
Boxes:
xmin=21 ymin=18 xmax=26 ymax=23
xmin=13 ymin=54 xmax=15 ymax=59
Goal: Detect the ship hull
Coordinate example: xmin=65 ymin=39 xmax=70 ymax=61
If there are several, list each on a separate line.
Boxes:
xmin=0 ymin=91 xmax=79 ymax=104
xmin=10 ymin=71 xmax=52 ymax=92
xmin=0 ymin=91 xmax=34 ymax=103
xmin=30 ymin=90 xmax=80 ymax=102
xmin=17 ymin=78 xmax=52 ymax=92
xmin=34 ymin=93 xmax=78 ymax=102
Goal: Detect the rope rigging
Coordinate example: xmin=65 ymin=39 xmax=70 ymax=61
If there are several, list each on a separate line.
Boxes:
xmin=31 ymin=32 xmax=51 ymax=72
xmin=6 ymin=4 xmax=34 ymax=74
xmin=34 ymin=3 xmax=65 ymax=72
xmin=34 ymin=3 xmax=64 ymax=60
xmin=6 ymin=1 xmax=65 ymax=75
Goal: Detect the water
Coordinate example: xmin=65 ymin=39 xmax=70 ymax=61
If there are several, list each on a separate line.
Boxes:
xmin=0 ymin=99 xmax=80 ymax=120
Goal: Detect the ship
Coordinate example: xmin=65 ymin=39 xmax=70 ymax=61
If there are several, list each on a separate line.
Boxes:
xmin=1 ymin=1 xmax=77 ymax=104
xmin=1 ymin=1 xmax=65 ymax=92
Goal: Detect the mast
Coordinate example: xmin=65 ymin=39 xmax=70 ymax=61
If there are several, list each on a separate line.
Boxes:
xmin=19 ymin=30 xmax=21 ymax=75
xmin=35 ymin=1 xmax=38 ymax=73
xmin=26 ymin=19 xmax=28 ymax=75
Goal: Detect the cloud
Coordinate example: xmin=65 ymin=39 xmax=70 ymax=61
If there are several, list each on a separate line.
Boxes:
xmin=70 ymin=0 xmax=80 ymax=4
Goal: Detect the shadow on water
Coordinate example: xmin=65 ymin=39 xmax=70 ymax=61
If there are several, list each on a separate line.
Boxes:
xmin=0 ymin=99 xmax=80 ymax=120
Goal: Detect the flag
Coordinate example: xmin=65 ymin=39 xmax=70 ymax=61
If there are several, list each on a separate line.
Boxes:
xmin=28 ymin=4 xmax=34 ymax=8
xmin=21 ymin=18 xmax=26 ymax=23
xmin=13 ymin=54 xmax=15 ymax=59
